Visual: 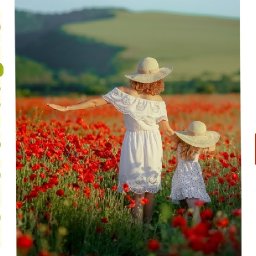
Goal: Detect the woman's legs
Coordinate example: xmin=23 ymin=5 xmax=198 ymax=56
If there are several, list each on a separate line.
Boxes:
xmin=131 ymin=192 xmax=155 ymax=224
xmin=186 ymin=198 xmax=201 ymax=225
xmin=132 ymin=193 xmax=144 ymax=223
xmin=143 ymin=192 xmax=155 ymax=224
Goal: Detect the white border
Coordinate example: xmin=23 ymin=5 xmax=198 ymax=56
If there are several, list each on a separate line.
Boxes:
xmin=0 ymin=0 xmax=16 ymax=255
xmin=1 ymin=0 xmax=254 ymax=255
xmin=241 ymin=1 xmax=256 ymax=255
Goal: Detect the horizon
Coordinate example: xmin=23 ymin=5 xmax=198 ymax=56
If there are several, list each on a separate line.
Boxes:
xmin=15 ymin=0 xmax=240 ymax=19
xmin=15 ymin=7 xmax=240 ymax=20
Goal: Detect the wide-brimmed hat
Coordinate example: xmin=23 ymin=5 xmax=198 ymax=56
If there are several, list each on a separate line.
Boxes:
xmin=125 ymin=57 xmax=172 ymax=83
xmin=175 ymin=121 xmax=220 ymax=148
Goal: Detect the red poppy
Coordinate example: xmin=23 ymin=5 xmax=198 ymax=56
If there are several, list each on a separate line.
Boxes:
xmin=16 ymin=201 xmax=23 ymax=209
xmin=40 ymin=173 xmax=46 ymax=179
xmin=17 ymin=233 xmax=33 ymax=249
xmin=147 ymin=239 xmax=160 ymax=251
xmin=84 ymin=187 xmax=91 ymax=198
xmin=168 ymin=156 xmax=177 ymax=165
xmin=230 ymin=152 xmax=236 ymax=158
xmin=172 ymin=215 xmax=187 ymax=229
xmin=101 ymin=217 xmax=108 ymax=224
xmin=176 ymin=208 xmax=186 ymax=215
xmin=200 ymin=208 xmax=213 ymax=221
xmin=56 ymin=189 xmax=65 ymax=197
xmin=195 ymin=200 xmax=204 ymax=207
xmin=216 ymin=217 xmax=229 ymax=228
xmin=111 ymin=185 xmax=118 ymax=191
xmin=218 ymin=177 xmax=225 ymax=184
xmin=38 ymin=250 xmax=51 ymax=256
xmin=232 ymin=208 xmax=241 ymax=217
xmin=16 ymin=162 xmax=24 ymax=170
xmin=123 ymin=183 xmax=130 ymax=193
xmin=140 ymin=197 xmax=149 ymax=205
xmin=127 ymin=200 xmax=136 ymax=209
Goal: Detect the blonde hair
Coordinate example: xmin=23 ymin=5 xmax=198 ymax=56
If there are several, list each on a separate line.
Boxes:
xmin=173 ymin=136 xmax=208 ymax=161
xmin=130 ymin=79 xmax=164 ymax=95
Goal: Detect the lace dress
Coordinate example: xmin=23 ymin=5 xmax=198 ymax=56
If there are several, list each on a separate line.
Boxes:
xmin=170 ymin=144 xmax=211 ymax=204
xmin=102 ymin=87 xmax=168 ymax=194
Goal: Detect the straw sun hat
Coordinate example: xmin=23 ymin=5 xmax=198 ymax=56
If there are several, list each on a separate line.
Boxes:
xmin=125 ymin=57 xmax=172 ymax=83
xmin=175 ymin=121 xmax=220 ymax=148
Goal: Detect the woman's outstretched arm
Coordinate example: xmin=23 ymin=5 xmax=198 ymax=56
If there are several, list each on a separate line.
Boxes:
xmin=47 ymin=97 xmax=109 ymax=112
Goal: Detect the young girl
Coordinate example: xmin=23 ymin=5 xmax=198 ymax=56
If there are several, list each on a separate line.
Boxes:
xmin=170 ymin=121 xmax=220 ymax=224
xmin=48 ymin=57 xmax=174 ymax=224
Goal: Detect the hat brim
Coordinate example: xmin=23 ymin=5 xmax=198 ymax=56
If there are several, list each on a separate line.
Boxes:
xmin=175 ymin=131 xmax=220 ymax=148
xmin=124 ymin=67 xmax=172 ymax=83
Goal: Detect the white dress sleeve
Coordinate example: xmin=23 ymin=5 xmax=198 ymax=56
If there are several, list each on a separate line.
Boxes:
xmin=102 ymin=87 xmax=135 ymax=114
xmin=156 ymin=102 xmax=169 ymax=123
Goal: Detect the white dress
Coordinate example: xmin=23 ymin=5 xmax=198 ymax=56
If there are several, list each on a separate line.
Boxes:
xmin=102 ymin=87 xmax=168 ymax=194
xmin=170 ymin=144 xmax=211 ymax=204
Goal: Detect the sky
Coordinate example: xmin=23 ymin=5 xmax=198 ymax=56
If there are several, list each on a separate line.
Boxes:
xmin=15 ymin=0 xmax=240 ymax=18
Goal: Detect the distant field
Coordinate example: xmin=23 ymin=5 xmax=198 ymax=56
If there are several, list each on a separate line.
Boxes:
xmin=63 ymin=11 xmax=240 ymax=81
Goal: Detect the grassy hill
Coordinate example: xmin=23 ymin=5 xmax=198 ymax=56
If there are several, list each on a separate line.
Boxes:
xmin=15 ymin=9 xmax=240 ymax=95
xmin=63 ymin=11 xmax=240 ymax=81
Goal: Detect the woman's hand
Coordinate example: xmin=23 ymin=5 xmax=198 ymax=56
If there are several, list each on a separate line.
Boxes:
xmin=47 ymin=103 xmax=68 ymax=112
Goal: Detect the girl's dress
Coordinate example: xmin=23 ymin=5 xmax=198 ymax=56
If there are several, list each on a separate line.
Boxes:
xmin=103 ymin=87 xmax=168 ymax=194
xmin=170 ymin=144 xmax=211 ymax=203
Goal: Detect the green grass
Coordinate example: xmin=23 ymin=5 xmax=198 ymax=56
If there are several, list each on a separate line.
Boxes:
xmin=63 ymin=11 xmax=240 ymax=81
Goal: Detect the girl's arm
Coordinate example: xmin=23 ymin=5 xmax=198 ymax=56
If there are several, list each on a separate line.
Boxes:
xmin=47 ymin=97 xmax=109 ymax=112
xmin=159 ymin=120 xmax=175 ymax=136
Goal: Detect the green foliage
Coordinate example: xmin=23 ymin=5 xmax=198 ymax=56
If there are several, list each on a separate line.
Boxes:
xmin=164 ymin=72 xmax=240 ymax=94
xmin=16 ymin=56 xmax=56 ymax=86
xmin=15 ymin=11 xmax=45 ymax=33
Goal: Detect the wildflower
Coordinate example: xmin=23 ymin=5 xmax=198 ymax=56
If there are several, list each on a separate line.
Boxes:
xmin=127 ymin=200 xmax=136 ymax=208
xmin=38 ymin=250 xmax=51 ymax=256
xmin=176 ymin=208 xmax=186 ymax=215
xmin=140 ymin=197 xmax=149 ymax=205
xmin=200 ymin=208 xmax=213 ymax=221
xmin=216 ymin=217 xmax=229 ymax=228
xmin=123 ymin=183 xmax=130 ymax=193
xmin=232 ymin=208 xmax=241 ymax=217
xmin=147 ymin=239 xmax=160 ymax=251
xmin=168 ymin=156 xmax=177 ymax=165
xmin=40 ymin=173 xmax=46 ymax=179
xmin=195 ymin=200 xmax=204 ymax=207
xmin=230 ymin=152 xmax=236 ymax=158
xmin=17 ymin=233 xmax=33 ymax=249
xmin=56 ymin=189 xmax=65 ymax=197
xmin=111 ymin=185 xmax=118 ymax=191
xmin=16 ymin=201 xmax=23 ymax=209
xmin=101 ymin=217 xmax=108 ymax=224
xmin=84 ymin=187 xmax=91 ymax=198
xmin=16 ymin=162 xmax=24 ymax=170
xmin=218 ymin=177 xmax=225 ymax=184
xmin=172 ymin=215 xmax=187 ymax=229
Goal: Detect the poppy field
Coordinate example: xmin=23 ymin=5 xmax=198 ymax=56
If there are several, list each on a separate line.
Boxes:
xmin=16 ymin=94 xmax=241 ymax=256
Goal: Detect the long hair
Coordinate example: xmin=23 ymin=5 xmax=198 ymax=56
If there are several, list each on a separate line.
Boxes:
xmin=173 ymin=135 xmax=208 ymax=161
xmin=129 ymin=79 xmax=164 ymax=95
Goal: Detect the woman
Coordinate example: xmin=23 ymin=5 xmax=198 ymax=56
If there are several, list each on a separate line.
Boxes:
xmin=48 ymin=57 xmax=174 ymax=224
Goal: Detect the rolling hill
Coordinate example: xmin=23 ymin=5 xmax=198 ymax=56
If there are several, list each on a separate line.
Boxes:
xmin=63 ymin=11 xmax=240 ymax=81
xmin=15 ymin=9 xmax=240 ymax=95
